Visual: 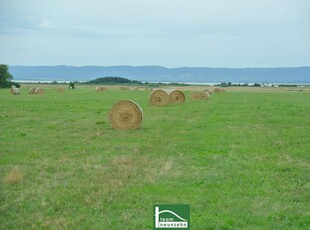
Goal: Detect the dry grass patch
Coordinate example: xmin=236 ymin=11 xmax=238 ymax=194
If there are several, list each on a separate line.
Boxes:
xmin=42 ymin=216 xmax=66 ymax=229
xmin=3 ymin=167 xmax=23 ymax=184
xmin=95 ymin=155 xmax=175 ymax=190
xmin=56 ymin=87 xmax=65 ymax=93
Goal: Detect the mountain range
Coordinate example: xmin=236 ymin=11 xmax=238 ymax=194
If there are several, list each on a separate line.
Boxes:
xmin=8 ymin=65 xmax=310 ymax=83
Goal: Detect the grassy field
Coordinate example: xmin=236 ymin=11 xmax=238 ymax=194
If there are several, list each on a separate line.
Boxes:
xmin=1 ymin=86 xmax=309 ymax=229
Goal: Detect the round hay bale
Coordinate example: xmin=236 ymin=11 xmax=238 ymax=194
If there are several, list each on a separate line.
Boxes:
xmin=13 ymin=88 xmax=20 ymax=95
xmin=35 ymin=88 xmax=44 ymax=94
xmin=149 ymin=89 xmax=170 ymax=106
xmin=214 ymin=88 xmax=226 ymax=93
xmin=10 ymin=85 xmax=15 ymax=94
xmin=108 ymin=100 xmax=143 ymax=130
xmin=204 ymin=89 xmax=212 ymax=94
xmin=167 ymin=89 xmax=186 ymax=104
xmin=57 ymin=87 xmax=65 ymax=93
xmin=202 ymin=92 xmax=209 ymax=99
xmin=29 ymin=88 xmax=37 ymax=94
xmin=120 ymin=86 xmax=130 ymax=90
xmin=96 ymin=86 xmax=108 ymax=92
xmin=191 ymin=92 xmax=209 ymax=100
xmin=10 ymin=86 xmax=20 ymax=95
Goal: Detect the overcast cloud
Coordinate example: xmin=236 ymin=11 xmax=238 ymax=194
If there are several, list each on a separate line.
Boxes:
xmin=0 ymin=0 xmax=309 ymax=67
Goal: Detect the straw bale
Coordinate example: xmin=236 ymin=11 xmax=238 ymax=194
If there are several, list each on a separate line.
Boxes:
xmin=10 ymin=86 xmax=20 ymax=95
xmin=149 ymin=89 xmax=170 ymax=106
xmin=202 ymin=92 xmax=209 ymax=99
xmin=204 ymin=89 xmax=213 ymax=94
xmin=34 ymin=88 xmax=44 ymax=94
xmin=10 ymin=85 xmax=15 ymax=94
xmin=13 ymin=88 xmax=20 ymax=95
xmin=167 ymin=89 xmax=185 ymax=104
xmin=29 ymin=88 xmax=37 ymax=94
xmin=109 ymin=100 xmax=143 ymax=130
xmin=96 ymin=86 xmax=108 ymax=92
xmin=214 ymin=88 xmax=226 ymax=93
xmin=120 ymin=86 xmax=130 ymax=90
xmin=191 ymin=92 xmax=209 ymax=100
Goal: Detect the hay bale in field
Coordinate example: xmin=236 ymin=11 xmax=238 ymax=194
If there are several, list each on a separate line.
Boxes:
xmin=191 ymin=92 xmax=209 ymax=100
xmin=13 ymin=88 xmax=20 ymax=95
xmin=149 ymin=89 xmax=170 ymax=106
xmin=120 ymin=86 xmax=130 ymax=90
xmin=204 ymin=89 xmax=212 ymax=94
xmin=202 ymin=92 xmax=209 ymax=99
xmin=10 ymin=85 xmax=15 ymax=94
xmin=57 ymin=87 xmax=65 ymax=93
xmin=10 ymin=86 xmax=20 ymax=95
xmin=34 ymin=88 xmax=44 ymax=94
xmin=167 ymin=89 xmax=186 ymax=104
xmin=29 ymin=88 xmax=37 ymax=94
xmin=108 ymin=100 xmax=143 ymax=130
xmin=214 ymin=88 xmax=226 ymax=93
xmin=96 ymin=86 xmax=108 ymax=92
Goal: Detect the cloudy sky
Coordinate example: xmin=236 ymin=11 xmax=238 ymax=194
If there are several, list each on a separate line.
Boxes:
xmin=0 ymin=0 xmax=309 ymax=67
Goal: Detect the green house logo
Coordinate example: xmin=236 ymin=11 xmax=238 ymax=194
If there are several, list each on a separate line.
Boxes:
xmin=153 ymin=204 xmax=190 ymax=229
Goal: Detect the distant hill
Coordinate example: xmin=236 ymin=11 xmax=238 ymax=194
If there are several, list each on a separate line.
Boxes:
xmin=8 ymin=65 xmax=310 ymax=83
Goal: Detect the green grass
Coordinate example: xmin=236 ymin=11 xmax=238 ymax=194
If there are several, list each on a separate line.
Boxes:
xmin=1 ymin=87 xmax=309 ymax=229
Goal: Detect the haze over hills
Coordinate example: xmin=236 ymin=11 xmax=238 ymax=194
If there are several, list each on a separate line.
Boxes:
xmin=8 ymin=65 xmax=310 ymax=83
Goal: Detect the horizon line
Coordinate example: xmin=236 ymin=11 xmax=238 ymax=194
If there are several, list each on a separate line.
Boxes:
xmin=6 ymin=64 xmax=310 ymax=69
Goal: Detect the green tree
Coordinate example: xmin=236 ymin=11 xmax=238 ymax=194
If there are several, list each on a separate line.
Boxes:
xmin=0 ymin=64 xmax=13 ymax=88
xmin=220 ymin=82 xmax=228 ymax=87
xmin=69 ymin=82 xmax=75 ymax=89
